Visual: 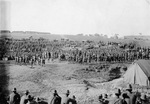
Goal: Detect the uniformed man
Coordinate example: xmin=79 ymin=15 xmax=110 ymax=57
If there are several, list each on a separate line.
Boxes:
xmin=61 ymin=90 xmax=71 ymax=104
xmin=109 ymin=89 xmax=122 ymax=104
xmin=9 ymin=88 xmax=20 ymax=104
xmin=126 ymin=84 xmax=137 ymax=104
xmin=49 ymin=90 xmax=61 ymax=104
xmin=20 ymin=90 xmax=30 ymax=104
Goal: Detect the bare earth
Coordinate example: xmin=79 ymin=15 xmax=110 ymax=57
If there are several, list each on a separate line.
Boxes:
xmin=7 ymin=60 xmax=124 ymax=104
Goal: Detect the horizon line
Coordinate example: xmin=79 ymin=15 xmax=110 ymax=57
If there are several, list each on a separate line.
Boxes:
xmin=0 ymin=30 xmax=148 ymax=37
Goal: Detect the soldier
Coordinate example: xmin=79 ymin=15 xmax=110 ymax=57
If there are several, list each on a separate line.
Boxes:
xmin=49 ymin=90 xmax=61 ymax=104
xmin=48 ymin=52 xmax=51 ymax=61
xmin=126 ymin=84 xmax=137 ymax=104
xmin=70 ymin=95 xmax=77 ymax=104
xmin=61 ymin=90 xmax=71 ymax=104
xmin=20 ymin=90 xmax=30 ymax=104
xmin=109 ymin=89 xmax=122 ymax=104
xmin=32 ymin=56 xmax=36 ymax=65
xmin=30 ymin=58 xmax=34 ymax=68
xmin=98 ymin=94 xmax=103 ymax=104
xmin=103 ymin=94 xmax=109 ymax=104
xmin=42 ymin=57 xmax=45 ymax=67
xmin=140 ymin=93 xmax=149 ymax=104
xmin=122 ymin=93 xmax=129 ymax=104
xmin=15 ymin=56 xmax=18 ymax=64
xmin=26 ymin=95 xmax=37 ymax=104
xmin=19 ymin=57 xmax=22 ymax=65
xmin=9 ymin=88 xmax=20 ymax=104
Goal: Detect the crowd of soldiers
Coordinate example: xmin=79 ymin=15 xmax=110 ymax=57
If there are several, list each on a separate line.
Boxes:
xmin=4 ymin=37 xmax=150 ymax=65
xmin=59 ymin=47 xmax=150 ymax=64
xmin=14 ymin=54 xmax=46 ymax=67
xmin=12 ymin=46 xmax=150 ymax=67
xmin=1 ymin=38 xmax=150 ymax=104
xmin=1 ymin=84 xmax=149 ymax=104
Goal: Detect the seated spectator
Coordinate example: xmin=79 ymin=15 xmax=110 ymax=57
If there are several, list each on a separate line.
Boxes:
xmin=70 ymin=95 xmax=77 ymax=104
xmin=20 ymin=90 xmax=30 ymax=104
xmin=27 ymin=95 xmax=37 ymax=104
xmin=126 ymin=84 xmax=137 ymax=104
xmin=103 ymin=94 xmax=109 ymax=104
xmin=135 ymin=92 xmax=141 ymax=104
xmin=98 ymin=94 xmax=103 ymax=104
xmin=140 ymin=93 xmax=149 ymax=104
xmin=109 ymin=89 xmax=122 ymax=104
xmin=122 ymin=93 xmax=129 ymax=104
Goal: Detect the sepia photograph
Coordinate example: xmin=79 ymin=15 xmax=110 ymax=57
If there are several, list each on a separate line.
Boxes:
xmin=0 ymin=0 xmax=150 ymax=104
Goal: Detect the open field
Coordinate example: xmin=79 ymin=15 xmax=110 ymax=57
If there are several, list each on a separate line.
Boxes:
xmin=4 ymin=60 xmax=129 ymax=104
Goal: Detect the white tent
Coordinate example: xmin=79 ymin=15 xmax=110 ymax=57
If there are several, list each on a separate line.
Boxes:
xmin=123 ymin=60 xmax=150 ymax=86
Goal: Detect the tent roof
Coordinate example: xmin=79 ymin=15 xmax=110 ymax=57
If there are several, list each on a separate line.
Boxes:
xmin=134 ymin=60 xmax=150 ymax=78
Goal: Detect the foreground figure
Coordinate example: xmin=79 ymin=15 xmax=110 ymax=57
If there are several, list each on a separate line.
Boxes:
xmin=50 ymin=90 xmax=61 ymax=104
xmin=9 ymin=88 xmax=20 ymax=104
xmin=20 ymin=90 xmax=30 ymax=104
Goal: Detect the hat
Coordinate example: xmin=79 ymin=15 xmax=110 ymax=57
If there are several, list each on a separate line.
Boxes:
xmin=104 ymin=94 xmax=108 ymax=98
xmin=99 ymin=94 xmax=103 ymax=99
xmin=54 ymin=90 xmax=57 ymax=94
xmin=28 ymin=95 xmax=33 ymax=101
xmin=115 ymin=89 xmax=121 ymax=95
xmin=126 ymin=84 xmax=132 ymax=91
xmin=66 ymin=90 xmax=70 ymax=95
xmin=122 ymin=93 xmax=127 ymax=98
xmin=141 ymin=93 xmax=147 ymax=100
xmin=53 ymin=90 xmax=58 ymax=96
xmin=73 ymin=95 xmax=76 ymax=99
xmin=25 ymin=90 xmax=29 ymax=94
xmin=13 ymin=88 xmax=17 ymax=92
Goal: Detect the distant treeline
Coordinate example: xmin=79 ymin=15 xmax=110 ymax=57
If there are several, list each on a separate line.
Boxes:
xmin=0 ymin=30 xmax=50 ymax=34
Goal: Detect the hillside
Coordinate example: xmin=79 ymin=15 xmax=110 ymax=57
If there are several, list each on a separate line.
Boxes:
xmin=4 ymin=31 xmax=149 ymax=47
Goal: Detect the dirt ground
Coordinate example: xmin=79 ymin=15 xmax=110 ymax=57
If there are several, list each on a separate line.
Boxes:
xmin=7 ymin=60 xmax=125 ymax=104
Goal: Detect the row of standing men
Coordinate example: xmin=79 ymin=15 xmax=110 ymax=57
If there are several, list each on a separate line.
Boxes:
xmin=7 ymin=84 xmax=150 ymax=104
xmin=8 ymin=88 xmax=77 ymax=104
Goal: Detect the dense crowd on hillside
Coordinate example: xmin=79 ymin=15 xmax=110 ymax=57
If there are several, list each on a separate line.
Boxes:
xmin=1 ymin=37 xmax=150 ymax=66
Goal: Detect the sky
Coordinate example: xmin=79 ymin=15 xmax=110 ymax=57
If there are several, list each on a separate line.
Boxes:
xmin=0 ymin=0 xmax=150 ymax=36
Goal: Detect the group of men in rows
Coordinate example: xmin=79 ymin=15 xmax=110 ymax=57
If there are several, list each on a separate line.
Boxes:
xmin=13 ymin=45 xmax=150 ymax=66
xmin=6 ymin=36 xmax=150 ymax=64
xmin=15 ymin=55 xmax=46 ymax=67
xmin=58 ymin=47 xmax=150 ymax=64
xmin=8 ymin=88 xmax=77 ymax=104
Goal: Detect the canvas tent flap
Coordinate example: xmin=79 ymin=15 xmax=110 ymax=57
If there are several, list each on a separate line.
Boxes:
xmin=136 ymin=60 xmax=150 ymax=78
xmin=123 ymin=63 xmax=136 ymax=84
xmin=134 ymin=63 xmax=149 ymax=86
